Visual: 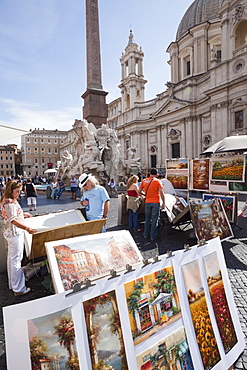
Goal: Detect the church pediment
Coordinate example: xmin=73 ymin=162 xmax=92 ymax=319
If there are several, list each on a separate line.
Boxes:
xmin=154 ymin=98 xmax=187 ymax=117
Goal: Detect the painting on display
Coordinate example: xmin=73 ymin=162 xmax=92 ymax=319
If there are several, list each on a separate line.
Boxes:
xmin=27 ymin=308 xmax=79 ymax=370
xmin=124 ymin=266 xmax=181 ymax=345
xmin=211 ymin=156 xmax=245 ymax=182
xmin=166 ymin=158 xmax=189 ymax=190
xmin=203 ymin=252 xmax=238 ymax=353
xmin=229 ymin=159 xmax=247 ymax=193
xmin=45 ymin=230 xmax=143 ymax=293
xmin=191 ymin=158 xmax=210 ymax=191
xmin=166 ymin=158 xmax=189 ymax=171
xmin=83 ymin=290 xmax=129 ymax=370
xmin=136 ymin=326 xmax=194 ymax=370
xmin=3 ymin=238 xmax=246 ymax=370
xmin=189 ymin=198 xmax=233 ymax=242
xmin=202 ymin=194 xmax=237 ymax=223
xmin=181 ymin=259 xmax=221 ymax=369
xmin=209 ymin=179 xmax=229 ymax=193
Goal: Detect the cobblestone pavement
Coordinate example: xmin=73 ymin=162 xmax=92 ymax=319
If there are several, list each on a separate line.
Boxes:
xmin=0 ymin=192 xmax=247 ymax=369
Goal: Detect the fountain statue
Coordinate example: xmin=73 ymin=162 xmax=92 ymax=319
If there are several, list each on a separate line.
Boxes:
xmin=58 ymin=119 xmax=139 ymax=186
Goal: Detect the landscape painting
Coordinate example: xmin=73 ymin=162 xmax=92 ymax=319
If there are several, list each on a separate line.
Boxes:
xmin=27 ymin=308 xmax=79 ymax=370
xmin=136 ymin=326 xmax=194 ymax=370
xmin=182 ymin=259 xmax=221 ymax=369
xmin=83 ymin=290 xmax=128 ymax=370
xmin=192 ymin=158 xmax=210 ymax=191
xmin=189 ymin=198 xmax=233 ymax=242
xmin=167 ymin=174 xmax=188 ymax=189
xmin=124 ymin=266 xmax=181 ymax=345
xmin=166 ymin=158 xmax=189 ymax=171
xmin=211 ymin=156 xmax=245 ymax=182
xmin=45 ymin=230 xmax=142 ymax=293
xmin=203 ymin=252 xmax=238 ymax=353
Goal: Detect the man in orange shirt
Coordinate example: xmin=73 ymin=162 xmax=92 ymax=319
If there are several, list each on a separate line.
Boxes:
xmin=139 ymin=168 xmax=165 ymax=241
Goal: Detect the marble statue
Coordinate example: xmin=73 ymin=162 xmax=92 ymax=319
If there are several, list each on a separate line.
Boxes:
xmin=58 ymin=119 xmax=141 ymax=185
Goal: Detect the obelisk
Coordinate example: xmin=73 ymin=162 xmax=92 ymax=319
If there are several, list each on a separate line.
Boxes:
xmin=82 ymin=0 xmax=108 ymax=128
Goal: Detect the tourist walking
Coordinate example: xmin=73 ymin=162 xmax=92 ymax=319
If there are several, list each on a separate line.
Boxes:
xmin=139 ymin=168 xmax=165 ymax=241
xmin=24 ymin=178 xmax=37 ymax=211
xmin=0 ymin=180 xmax=36 ymax=296
xmin=126 ymin=175 xmax=143 ymax=232
xmin=79 ymin=173 xmax=110 ymax=232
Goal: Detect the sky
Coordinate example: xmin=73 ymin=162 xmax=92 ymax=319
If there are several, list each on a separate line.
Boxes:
xmin=0 ymin=0 xmax=193 ymax=146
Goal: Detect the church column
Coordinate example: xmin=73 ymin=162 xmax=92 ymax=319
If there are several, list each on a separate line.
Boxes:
xmin=221 ymin=18 xmax=230 ymax=61
xmin=121 ymin=63 xmax=125 ymax=80
xmin=185 ymin=117 xmax=193 ymax=158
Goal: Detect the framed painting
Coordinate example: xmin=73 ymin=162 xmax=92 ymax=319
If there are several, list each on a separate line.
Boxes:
xmin=189 ymin=198 xmax=233 ymax=242
xmin=166 ymin=174 xmax=189 ymax=189
xmin=202 ymin=194 xmax=237 ymax=223
xmin=210 ymin=156 xmax=245 ymax=182
xmin=45 ymin=230 xmax=143 ymax=293
xmin=191 ymin=158 xmax=210 ymax=191
xmin=166 ymin=158 xmax=189 ymax=171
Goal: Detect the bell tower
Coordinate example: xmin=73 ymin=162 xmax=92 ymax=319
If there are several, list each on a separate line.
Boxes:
xmin=119 ymin=30 xmax=147 ymax=111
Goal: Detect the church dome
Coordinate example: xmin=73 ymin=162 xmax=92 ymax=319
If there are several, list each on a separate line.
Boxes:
xmin=176 ymin=0 xmax=222 ymax=41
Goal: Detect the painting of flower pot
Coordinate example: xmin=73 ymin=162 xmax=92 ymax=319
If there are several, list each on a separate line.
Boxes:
xmin=192 ymin=159 xmax=210 ymax=191
xmin=189 ymin=198 xmax=233 ymax=242
xmin=27 ymin=308 xmax=79 ymax=370
xmin=136 ymin=326 xmax=194 ymax=370
xmin=203 ymin=194 xmax=237 ymax=223
xmin=203 ymin=252 xmax=238 ymax=353
xmin=83 ymin=290 xmax=128 ymax=370
xmin=211 ymin=156 xmax=245 ymax=182
xmin=124 ymin=266 xmax=181 ymax=345
xmin=182 ymin=259 xmax=221 ymax=369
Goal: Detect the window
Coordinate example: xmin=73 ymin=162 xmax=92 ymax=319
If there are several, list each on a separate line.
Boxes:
xmin=41 ymin=138 xmax=44 ymax=143
xmin=186 ymin=60 xmax=191 ymax=75
xmin=6 ymin=157 xmax=8 ymax=160
xmin=126 ymin=140 xmax=130 ymax=151
xmin=42 ymin=158 xmax=45 ymax=163
xmin=41 ymin=147 xmax=44 ymax=152
xmin=48 ymin=139 xmax=51 ymax=143
xmin=54 ymin=148 xmax=58 ymax=153
xmin=48 ymin=147 xmax=51 ymax=153
xmin=171 ymin=143 xmax=180 ymax=158
xmin=34 ymin=147 xmax=38 ymax=152
xmin=35 ymin=158 xmax=38 ymax=163
xmin=235 ymin=110 xmax=243 ymax=129
xmin=151 ymin=155 xmax=157 ymax=168
xmin=10 ymin=156 xmax=12 ymax=160
xmin=34 ymin=138 xmax=37 ymax=143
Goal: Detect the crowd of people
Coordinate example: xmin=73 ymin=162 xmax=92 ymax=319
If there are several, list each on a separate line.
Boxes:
xmin=0 ymin=169 xmax=179 ymax=297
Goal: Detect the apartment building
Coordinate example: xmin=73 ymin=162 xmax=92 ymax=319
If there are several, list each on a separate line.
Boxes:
xmin=0 ymin=145 xmax=15 ymax=178
xmin=21 ymin=128 xmax=67 ymax=177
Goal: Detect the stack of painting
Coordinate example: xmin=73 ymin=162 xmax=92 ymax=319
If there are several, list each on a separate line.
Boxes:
xmin=3 ymin=237 xmax=245 ymax=370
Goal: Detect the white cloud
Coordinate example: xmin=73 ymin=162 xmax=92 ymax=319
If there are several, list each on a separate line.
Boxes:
xmin=0 ymin=97 xmax=80 ymax=146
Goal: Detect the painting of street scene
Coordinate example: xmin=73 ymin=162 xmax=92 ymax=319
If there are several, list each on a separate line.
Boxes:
xmin=182 ymin=259 xmax=221 ymax=369
xmin=45 ymin=230 xmax=142 ymax=293
xmin=27 ymin=308 xmax=79 ymax=370
xmin=203 ymin=252 xmax=238 ymax=353
xmin=136 ymin=326 xmax=194 ymax=370
xmin=189 ymin=198 xmax=233 ymax=242
xmin=83 ymin=290 xmax=128 ymax=370
xmin=211 ymin=156 xmax=245 ymax=182
xmin=192 ymin=158 xmax=210 ymax=191
xmin=124 ymin=266 xmax=181 ymax=345
xmin=203 ymin=194 xmax=237 ymax=223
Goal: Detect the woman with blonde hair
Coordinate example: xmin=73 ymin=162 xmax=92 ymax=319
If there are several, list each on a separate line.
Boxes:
xmin=1 ymin=180 xmax=36 ymax=296
xmin=126 ymin=175 xmax=142 ymax=232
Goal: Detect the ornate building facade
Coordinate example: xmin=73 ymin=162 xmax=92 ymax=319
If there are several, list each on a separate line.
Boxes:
xmin=108 ymin=0 xmax=247 ymax=170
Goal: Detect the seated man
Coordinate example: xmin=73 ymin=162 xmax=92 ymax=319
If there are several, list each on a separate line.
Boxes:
xmin=56 ymin=179 xmax=66 ymax=199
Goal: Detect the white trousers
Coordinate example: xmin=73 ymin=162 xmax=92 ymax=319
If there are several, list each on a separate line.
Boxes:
xmin=6 ymin=234 xmax=26 ymax=293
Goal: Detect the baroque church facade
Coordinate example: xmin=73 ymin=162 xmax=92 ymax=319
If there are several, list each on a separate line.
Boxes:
xmin=107 ymin=0 xmax=247 ymax=170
